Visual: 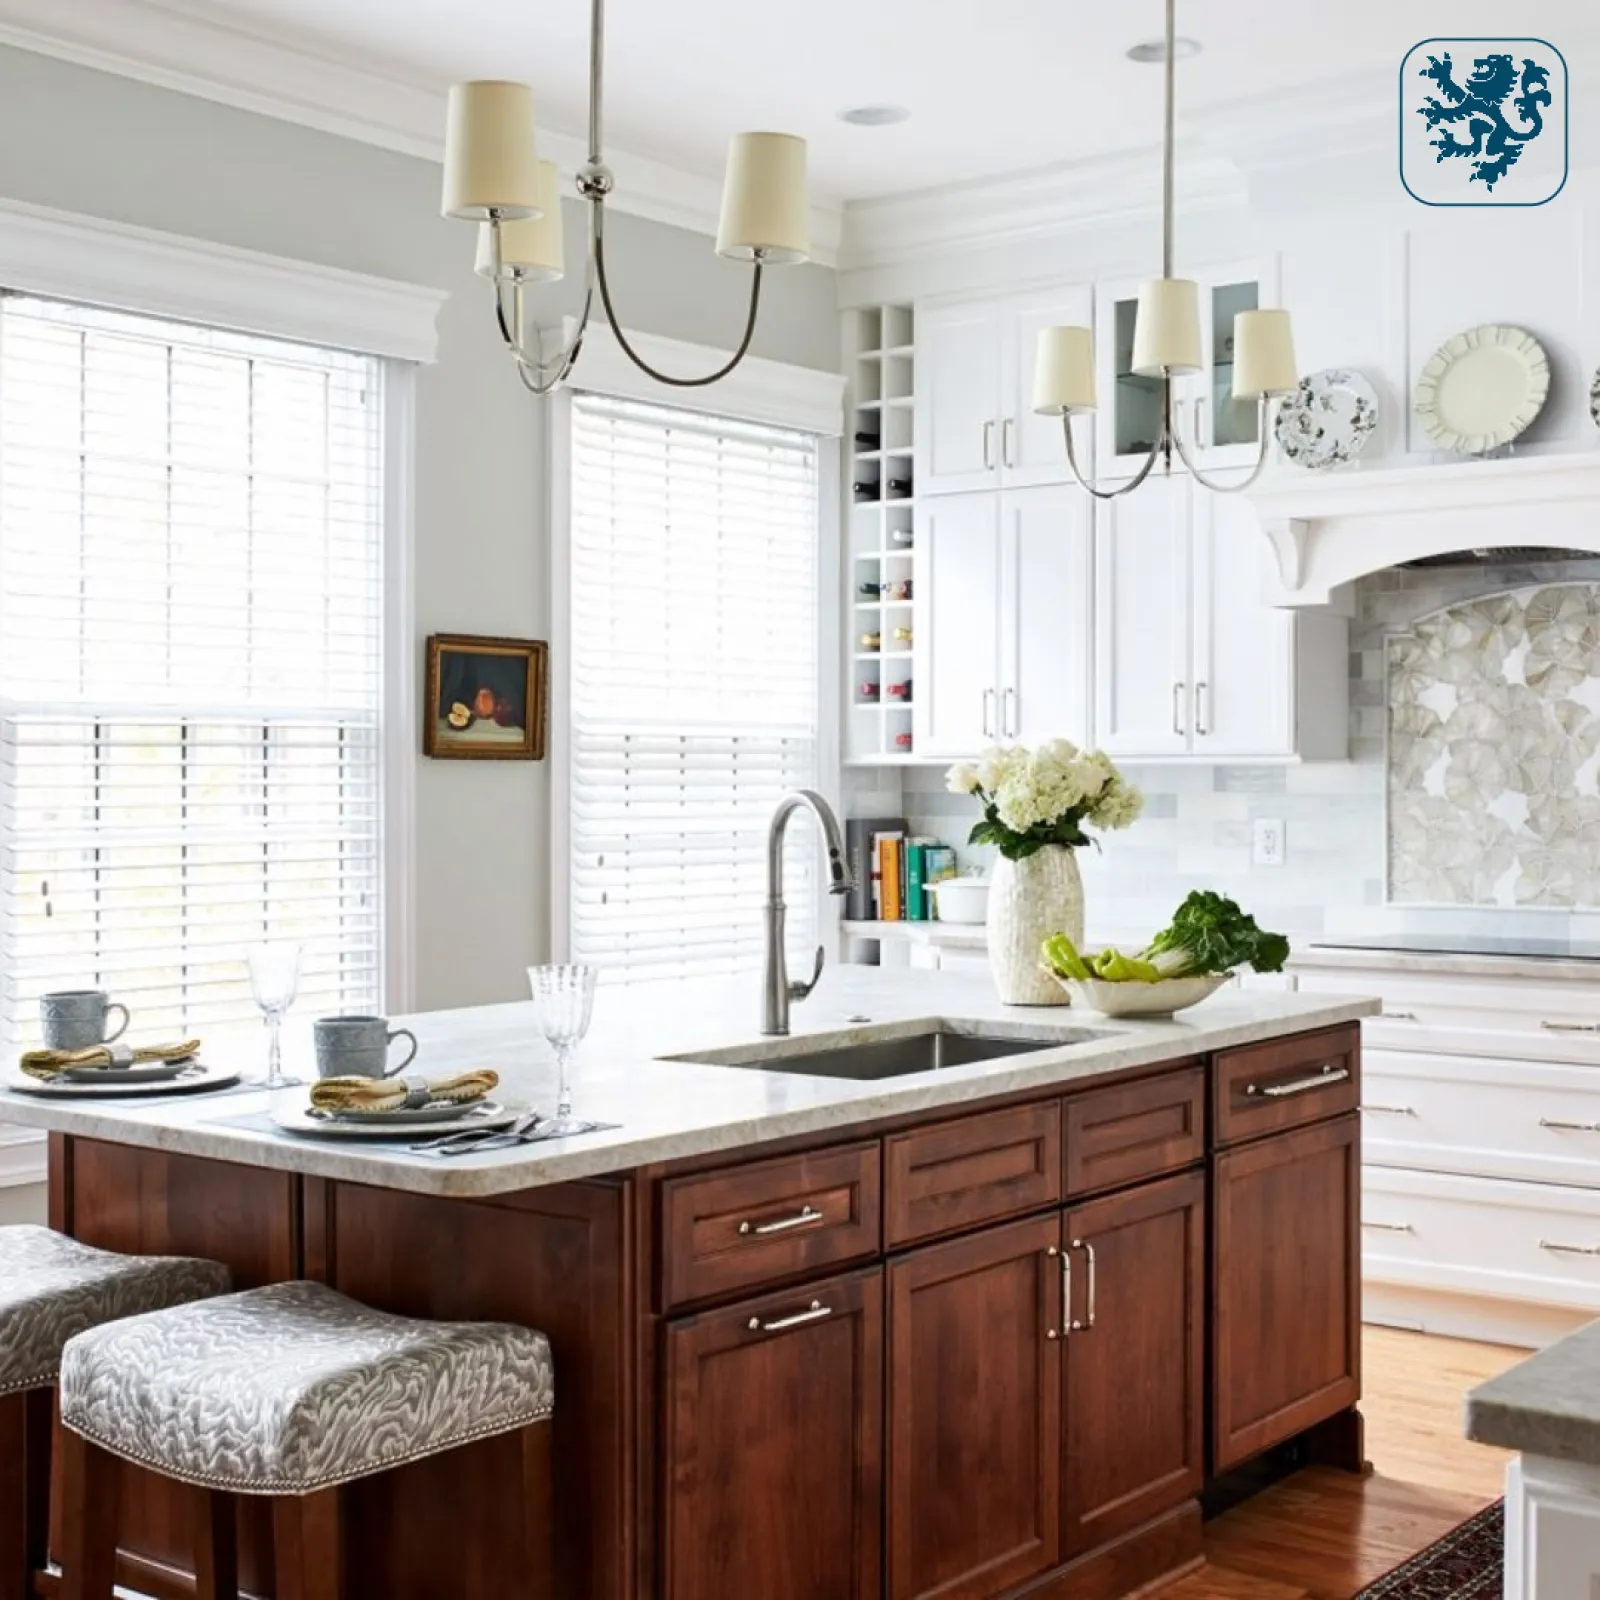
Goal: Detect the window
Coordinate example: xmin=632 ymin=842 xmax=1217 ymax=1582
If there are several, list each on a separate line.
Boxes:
xmin=567 ymin=394 xmax=822 ymax=982
xmin=0 ymin=294 xmax=386 ymax=1052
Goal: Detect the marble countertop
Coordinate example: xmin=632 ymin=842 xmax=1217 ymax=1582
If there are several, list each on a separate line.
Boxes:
xmin=0 ymin=967 xmax=1377 ymax=1199
xmin=1466 ymin=1319 xmax=1600 ymax=1466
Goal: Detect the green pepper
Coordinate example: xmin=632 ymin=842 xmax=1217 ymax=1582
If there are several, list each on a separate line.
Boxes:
xmin=1041 ymin=933 xmax=1092 ymax=982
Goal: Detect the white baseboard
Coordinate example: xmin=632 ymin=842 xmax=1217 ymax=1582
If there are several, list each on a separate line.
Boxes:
xmin=1364 ymin=1282 xmax=1591 ymax=1350
xmin=0 ymin=1128 xmax=46 ymax=1189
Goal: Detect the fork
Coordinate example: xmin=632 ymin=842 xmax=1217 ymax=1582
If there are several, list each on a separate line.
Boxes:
xmin=411 ymin=1110 xmax=542 ymax=1156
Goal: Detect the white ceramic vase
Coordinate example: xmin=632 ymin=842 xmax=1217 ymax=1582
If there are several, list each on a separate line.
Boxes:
xmin=986 ymin=846 xmax=1084 ymax=1007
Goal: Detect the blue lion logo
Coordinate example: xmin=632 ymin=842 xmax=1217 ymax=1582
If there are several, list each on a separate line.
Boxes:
xmin=1415 ymin=52 xmax=1552 ymax=190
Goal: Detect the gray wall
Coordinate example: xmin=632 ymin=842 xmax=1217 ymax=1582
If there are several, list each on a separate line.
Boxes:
xmin=0 ymin=44 xmax=841 ymax=1013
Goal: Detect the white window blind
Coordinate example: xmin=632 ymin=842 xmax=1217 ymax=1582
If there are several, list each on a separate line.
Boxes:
xmin=0 ymin=294 xmax=386 ymax=1053
xmin=568 ymin=394 xmax=821 ymax=982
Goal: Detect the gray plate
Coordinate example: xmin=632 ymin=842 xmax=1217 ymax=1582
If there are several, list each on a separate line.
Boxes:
xmin=58 ymin=1057 xmax=195 ymax=1085
xmin=323 ymin=1097 xmax=490 ymax=1127
xmin=4 ymin=1061 xmax=240 ymax=1098
xmin=271 ymin=1099 xmax=516 ymax=1140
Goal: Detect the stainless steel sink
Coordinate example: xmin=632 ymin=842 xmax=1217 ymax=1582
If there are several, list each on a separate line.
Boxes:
xmin=664 ymin=1020 xmax=1109 ymax=1081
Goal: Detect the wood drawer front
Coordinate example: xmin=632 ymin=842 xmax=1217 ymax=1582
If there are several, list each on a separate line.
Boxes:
xmin=1064 ymin=1065 xmax=1205 ymax=1198
xmin=661 ymin=1142 xmax=882 ymax=1308
xmin=1363 ymin=1167 xmax=1600 ymax=1314
xmin=1215 ymin=1025 xmax=1360 ymax=1147
xmin=884 ymin=1101 xmax=1061 ymax=1248
xmin=1364 ymin=1048 xmax=1600 ymax=1189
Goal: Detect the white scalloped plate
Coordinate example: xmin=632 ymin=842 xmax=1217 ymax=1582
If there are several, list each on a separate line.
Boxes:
xmin=1414 ymin=324 xmax=1548 ymax=455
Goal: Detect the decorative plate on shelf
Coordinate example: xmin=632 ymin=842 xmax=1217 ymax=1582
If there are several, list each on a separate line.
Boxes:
xmin=1589 ymin=366 xmax=1600 ymax=429
xmin=1413 ymin=324 xmax=1549 ymax=455
xmin=1274 ymin=368 xmax=1379 ymax=470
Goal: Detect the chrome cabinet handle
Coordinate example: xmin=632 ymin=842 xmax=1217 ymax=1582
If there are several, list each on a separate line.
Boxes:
xmin=747 ymin=1299 xmax=832 ymax=1333
xmin=1172 ymin=681 xmax=1186 ymax=736
xmin=738 ymin=1204 xmax=823 ymax=1237
xmin=1002 ymin=416 xmax=1016 ymax=467
xmin=982 ymin=419 xmax=995 ymax=470
xmin=1002 ymin=687 xmax=1016 ymax=738
xmin=1046 ymin=1245 xmax=1066 ymax=1340
xmin=1245 ymin=1063 xmax=1351 ymax=1099
xmin=1380 ymin=1010 xmax=1418 ymax=1021
xmin=1069 ymin=1238 xmax=1096 ymax=1330
xmin=1362 ymin=1220 xmax=1414 ymax=1234
xmin=1540 ymin=1118 xmax=1600 ymax=1133
xmin=1541 ymin=1020 xmax=1600 ymax=1035
xmin=1194 ymin=394 xmax=1208 ymax=447
xmin=1540 ymin=1240 xmax=1600 ymax=1257
xmin=1362 ymin=1103 xmax=1416 ymax=1116
xmin=1194 ymin=681 xmax=1210 ymax=737
xmin=982 ymin=688 xmax=996 ymax=738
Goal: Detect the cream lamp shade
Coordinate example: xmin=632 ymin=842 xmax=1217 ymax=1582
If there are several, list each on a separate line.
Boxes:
xmin=1032 ymin=326 xmax=1098 ymax=415
xmin=475 ymin=162 xmax=565 ymax=282
xmin=443 ymin=82 xmax=541 ymax=221
xmin=1233 ymin=309 xmax=1298 ymax=397
xmin=1131 ymin=277 xmax=1202 ymax=376
xmin=716 ymin=133 xmax=810 ymax=264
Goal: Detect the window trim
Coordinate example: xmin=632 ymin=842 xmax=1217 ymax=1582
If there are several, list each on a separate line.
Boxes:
xmin=548 ymin=332 xmax=844 ymax=967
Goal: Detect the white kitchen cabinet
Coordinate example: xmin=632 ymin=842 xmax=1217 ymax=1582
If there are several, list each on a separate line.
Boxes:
xmin=916 ymin=285 xmax=1092 ymax=497
xmin=914 ymin=487 xmax=1091 ymax=757
xmin=1094 ymin=476 xmax=1346 ymax=760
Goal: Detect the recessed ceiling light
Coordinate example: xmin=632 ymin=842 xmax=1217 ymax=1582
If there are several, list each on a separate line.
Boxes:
xmin=837 ymin=104 xmax=912 ymax=127
xmin=1126 ymin=36 xmax=1201 ymax=63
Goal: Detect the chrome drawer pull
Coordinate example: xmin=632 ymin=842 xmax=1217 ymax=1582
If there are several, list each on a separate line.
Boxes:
xmin=1380 ymin=1010 xmax=1418 ymax=1021
xmin=1069 ymin=1238 xmax=1096 ymax=1330
xmin=1362 ymin=1220 xmax=1414 ymax=1233
xmin=739 ymin=1204 xmax=823 ymax=1237
xmin=1540 ymin=1020 xmax=1600 ymax=1035
xmin=1539 ymin=1240 xmax=1600 ymax=1258
xmin=1046 ymin=1245 xmax=1068 ymax=1340
xmin=748 ymin=1300 xmax=832 ymax=1333
xmin=1362 ymin=1103 xmax=1416 ymax=1117
xmin=1245 ymin=1063 xmax=1351 ymax=1099
xmin=1539 ymin=1118 xmax=1600 ymax=1133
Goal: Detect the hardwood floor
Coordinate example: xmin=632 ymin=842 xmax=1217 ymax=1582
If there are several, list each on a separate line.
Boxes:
xmin=1150 ymin=1326 xmax=1524 ymax=1600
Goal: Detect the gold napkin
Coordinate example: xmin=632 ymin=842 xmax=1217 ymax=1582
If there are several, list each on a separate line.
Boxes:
xmin=308 ymin=1069 xmax=499 ymax=1115
xmin=20 ymin=1040 xmax=201 ymax=1082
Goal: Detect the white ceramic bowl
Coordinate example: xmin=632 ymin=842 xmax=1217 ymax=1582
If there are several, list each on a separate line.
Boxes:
xmin=929 ymin=876 xmax=989 ymax=924
xmin=1049 ymin=972 xmax=1230 ymax=1017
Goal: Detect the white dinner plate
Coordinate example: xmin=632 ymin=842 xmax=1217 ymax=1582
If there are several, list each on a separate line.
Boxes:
xmin=271 ymin=1099 xmax=516 ymax=1140
xmin=4 ymin=1061 xmax=240 ymax=1097
xmin=1414 ymin=324 xmax=1549 ymax=455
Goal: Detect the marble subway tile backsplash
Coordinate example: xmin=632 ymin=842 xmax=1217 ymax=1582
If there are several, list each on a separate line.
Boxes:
xmin=846 ymin=556 xmax=1600 ymax=943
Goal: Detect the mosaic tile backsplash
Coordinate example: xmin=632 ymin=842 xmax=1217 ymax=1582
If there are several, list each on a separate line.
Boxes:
xmin=1388 ymin=583 xmax=1600 ymax=908
xmin=846 ymin=556 xmax=1600 ymax=943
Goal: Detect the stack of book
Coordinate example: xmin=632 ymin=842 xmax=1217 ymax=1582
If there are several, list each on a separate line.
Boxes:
xmin=843 ymin=817 xmax=959 ymax=923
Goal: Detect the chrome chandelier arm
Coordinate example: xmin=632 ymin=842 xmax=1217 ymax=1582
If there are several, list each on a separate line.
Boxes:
xmin=1061 ymin=417 xmax=1165 ymax=500
xmin=1169 ymin=394 xmax=1275 ymax=492
xmin=487 ymin=208 xmax=598 ymax=397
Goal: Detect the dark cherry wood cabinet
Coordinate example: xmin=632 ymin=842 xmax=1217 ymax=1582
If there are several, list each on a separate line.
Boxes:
xmin=887 ymin=1214 xmax=1063 ymax=1600
xmin=1212 ymin=1111 xmax=1361 ymax=1470
xmin=662 ymin=1266 xmax=883 ymax=1600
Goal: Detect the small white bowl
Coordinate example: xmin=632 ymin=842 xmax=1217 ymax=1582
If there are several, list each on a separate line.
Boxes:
xmin=929 ymin=876 xmax=989 ymax=924
xmin=1048 ymin=972 xmax=1230 ymax=1017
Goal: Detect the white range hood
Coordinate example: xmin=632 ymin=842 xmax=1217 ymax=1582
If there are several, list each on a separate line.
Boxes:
xmin=1248 ymin=453 xmax=1600 ymax=607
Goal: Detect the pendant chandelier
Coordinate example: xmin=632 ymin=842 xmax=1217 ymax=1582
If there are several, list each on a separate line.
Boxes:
xmin=1031 ymin=0 xmax=1297 ymax=498
xmin=441 ymin=0 xmax=811 ymax=395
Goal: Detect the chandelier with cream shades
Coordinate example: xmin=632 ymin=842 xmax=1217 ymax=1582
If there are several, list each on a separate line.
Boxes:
xmin=441 ymin=0 xmax=811 ymax=394
xmin=1032 ymin=0 xmax=1298 ymax=497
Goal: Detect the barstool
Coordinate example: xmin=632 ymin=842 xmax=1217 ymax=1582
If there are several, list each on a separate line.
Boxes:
xmin=57 ymin=1279 xmax=557 ymax=1600
xmin=0 ymin=1224 xmax=231 ymax=1600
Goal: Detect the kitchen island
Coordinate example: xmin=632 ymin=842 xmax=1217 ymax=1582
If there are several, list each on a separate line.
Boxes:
xmin=4 ymin=968 xmax=1378 ymax=1600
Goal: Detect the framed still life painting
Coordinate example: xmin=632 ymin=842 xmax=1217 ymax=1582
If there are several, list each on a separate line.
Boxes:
xmin=424 ymin=634 xmax=548 ymax=760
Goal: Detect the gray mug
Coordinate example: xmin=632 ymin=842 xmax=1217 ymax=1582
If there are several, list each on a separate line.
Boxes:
xmin=41 ymin=990 xmax=130 ymax=1052
xmin=314 ymin=1016 xmax=419 ymax=1080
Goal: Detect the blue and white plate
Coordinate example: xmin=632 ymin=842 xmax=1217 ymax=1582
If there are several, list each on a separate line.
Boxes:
xmin=1275 ymin=368 xmax=1379 ymax=470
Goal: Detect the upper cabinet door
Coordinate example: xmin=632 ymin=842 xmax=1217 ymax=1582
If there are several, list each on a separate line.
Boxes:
xmin=1190 ymin=493 xmax=1295 ymax=758
xmin=1002 ymin=285 xmax=1094 ymax=490
xmin=916 ymin=300 xmax=1002 ymax=496
xmin=1092 ymin=476 xmax=1191 ymax=757
xmin=1002 ymin=485 xmax=1092 ymax=748
xmin=1191 ymin=257 xmax=1276 ymax=470
xmin=1093 ymin=274 xmax=1170 ymax=482
xmin=914 ymin=495 xmax=1003 ymax=757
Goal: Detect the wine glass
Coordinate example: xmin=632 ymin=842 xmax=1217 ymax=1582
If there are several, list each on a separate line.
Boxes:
xmin=527 ymin=964 xmax=598 ymax=1135
xmin=248 ymin=941 xmax=303 ymax=1088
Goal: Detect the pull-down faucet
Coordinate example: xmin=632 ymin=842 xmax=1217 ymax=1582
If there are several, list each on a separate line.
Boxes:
xmin=763 ymin=790 xmax=855 ymax=1035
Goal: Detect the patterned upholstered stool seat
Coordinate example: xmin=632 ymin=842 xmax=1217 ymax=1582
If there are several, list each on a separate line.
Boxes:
xmin=59 ymin=1279 xmax=556 ymax=1493
xmin=0 ymin=1225 xmax=230 ymax=1397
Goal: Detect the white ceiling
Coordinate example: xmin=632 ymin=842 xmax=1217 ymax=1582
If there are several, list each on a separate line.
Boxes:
xmin=40 ymin=0 xmax=1600 ymax=203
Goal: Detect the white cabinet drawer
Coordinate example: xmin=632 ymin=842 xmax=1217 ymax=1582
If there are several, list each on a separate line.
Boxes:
xmin=1363 ymin=1168 xmax=1600 ymax=1313
xmin=1363 ymin=1049 xmax=1600 ymax=1189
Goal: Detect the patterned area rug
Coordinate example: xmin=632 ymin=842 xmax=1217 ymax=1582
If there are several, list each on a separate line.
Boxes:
xmin=1354 ymin=1500 xmax=1503 ymax=1599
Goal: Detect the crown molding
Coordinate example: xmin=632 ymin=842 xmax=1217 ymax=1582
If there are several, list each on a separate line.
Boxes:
xmin=0 ymin=0 xmax=842 ymax=264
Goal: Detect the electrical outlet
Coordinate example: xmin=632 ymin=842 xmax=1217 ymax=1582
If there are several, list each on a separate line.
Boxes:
xmin=1253 ymin=818 xmax=1286 ymax=868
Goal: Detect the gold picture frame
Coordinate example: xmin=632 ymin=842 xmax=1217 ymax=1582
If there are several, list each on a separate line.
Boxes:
xmin=423 ymin=634 xmax=548 ymax=760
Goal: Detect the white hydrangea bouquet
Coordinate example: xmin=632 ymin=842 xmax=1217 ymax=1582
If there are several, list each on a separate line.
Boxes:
xmin=946 ymin=740 xmax=1143 ymax=861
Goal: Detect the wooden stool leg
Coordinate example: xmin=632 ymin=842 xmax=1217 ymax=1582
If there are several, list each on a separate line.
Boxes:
xmin=0 ymin=1391 xmax=27 ymax=1600
xmin=519 ymin=1421 xmax=555 ymax=1600
xmin=193 ymin=1487 xmax=240 ymax=1600
xmin=273 ymin=1488 xmax=341 ymax=1600
xmin=58 ymin=1428 xmax=120 ymax=1600
xmin=23 ymin=1390 xmax=51 ymax=1581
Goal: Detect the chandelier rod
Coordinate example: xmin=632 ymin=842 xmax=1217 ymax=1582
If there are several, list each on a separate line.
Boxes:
xmin=588 ymin=0 xmax=605 ymax=166
xmin=1162 ymin=0 xmax=1175 ymax=279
